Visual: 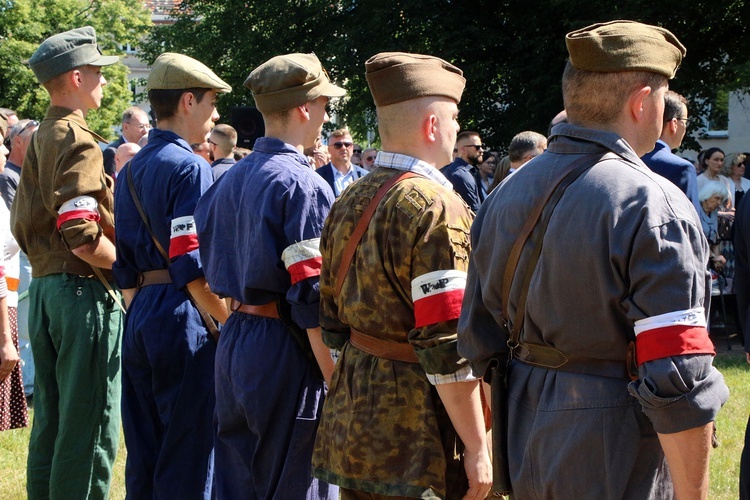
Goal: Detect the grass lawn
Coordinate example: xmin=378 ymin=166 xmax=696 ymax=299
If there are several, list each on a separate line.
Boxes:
xmin=0 ymin=348 xmax=746 ymax=498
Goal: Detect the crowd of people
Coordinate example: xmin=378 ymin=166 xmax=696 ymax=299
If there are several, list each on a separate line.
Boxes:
xmin=0 ymin=18 xmax=747 ymax=500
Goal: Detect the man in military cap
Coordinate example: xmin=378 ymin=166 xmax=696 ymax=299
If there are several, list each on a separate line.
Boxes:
xmin=194 ymin=53 xmax=343 ymax=499
xmin=459 ymin=21 xmax=728 ymax=498
xmin=112 ymin=52 xmax=231 ymax=498
xmin=10 ymin=26 xmax=122 ymax=498
xmin=311 ymin=52 xmax=492 ymax=500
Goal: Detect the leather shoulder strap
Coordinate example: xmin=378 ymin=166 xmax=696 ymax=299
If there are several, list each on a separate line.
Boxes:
xmin=501 ymin=154 xmax=604 ymax=336
xmin=126 ymin=163 xmax=169 ymax=263
xmin=335 ymin=170 xmax=420 ymax=296
xmin=126 ymin=163 xmax=220 ymax=342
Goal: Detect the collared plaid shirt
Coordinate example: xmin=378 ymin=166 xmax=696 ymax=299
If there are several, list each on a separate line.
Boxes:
xmin=374 ymin=151 xmax=453 ymax=190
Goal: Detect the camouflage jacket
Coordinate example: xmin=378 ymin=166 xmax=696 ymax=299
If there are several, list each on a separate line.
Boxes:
xmin=312 ymin=164 xmax=474 ymax=498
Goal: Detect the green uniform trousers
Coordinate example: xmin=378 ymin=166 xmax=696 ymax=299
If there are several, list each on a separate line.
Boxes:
xmin=26 ymin=274 xmax=122 ymax=500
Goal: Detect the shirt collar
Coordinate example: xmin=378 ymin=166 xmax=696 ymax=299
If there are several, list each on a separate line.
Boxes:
xmin=374 ymin=151 xmax=453 ymax=188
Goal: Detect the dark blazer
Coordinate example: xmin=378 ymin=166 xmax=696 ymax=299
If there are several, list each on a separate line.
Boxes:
xmin=641 ymin=139 xmax=701 ymax=215
xmin=315 ymin=162 xmax=368 ymax=197
xmin=103 ymin=135 xmax=126 ymax=177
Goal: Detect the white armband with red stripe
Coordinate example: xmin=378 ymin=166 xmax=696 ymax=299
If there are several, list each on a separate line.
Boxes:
xmin=281 ymin=238 xmax=322 ymax=284
xmin=411 ymin=270 xmax=466 ymax=328
xmin=633 ymin=307 xmax=715 ymax=365
xmin=57 ymin=196 xmax=100 ymax=230
xmin=169 ymin=216 xmax=199 ymax=259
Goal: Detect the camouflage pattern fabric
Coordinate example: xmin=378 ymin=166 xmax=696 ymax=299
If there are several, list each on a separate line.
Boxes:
xmin=312 ymin=167 xmax=473 ymax=498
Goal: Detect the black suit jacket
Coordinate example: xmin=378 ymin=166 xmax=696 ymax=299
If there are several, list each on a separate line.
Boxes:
xmin=315 ymin=162 xmax=368 ymax=197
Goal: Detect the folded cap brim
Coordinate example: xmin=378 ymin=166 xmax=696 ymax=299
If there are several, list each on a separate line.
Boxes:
xmin=89 ymin=55 xmax=120 ymax=67
xmin=319 ymin=81 xmax=346 ymax=98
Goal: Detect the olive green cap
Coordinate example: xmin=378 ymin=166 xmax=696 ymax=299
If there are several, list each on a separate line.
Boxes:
xmin=147 ymin=52 xmax=231 ymax=93
xmin=0 ymin=112 xmax=7 ymax=139
xmin=566 ymin=20 xmax=686 ymax=79
xmin=29 ymin=26 xmax=119 ymax=84
xmin=365 ymin=52 xmax=466 ymax=107
xmin=244 ymin=53 xmax=346 ymax=114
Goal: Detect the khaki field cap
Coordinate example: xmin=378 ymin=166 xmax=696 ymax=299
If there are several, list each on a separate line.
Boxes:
xmin=147 ymin=52 xmax=232 ymax=93
xmin=244 ymin=53 xmax=346 ymax=114
xmin=0 ymin=112 xmax=7 ymax=138
xmin=28 ymin=26 xmax=119 ymax=84
xmin=566 ymin=20 xmax=686 ymax=79
xmin=365 ymin=52 xmax=466 ymax=107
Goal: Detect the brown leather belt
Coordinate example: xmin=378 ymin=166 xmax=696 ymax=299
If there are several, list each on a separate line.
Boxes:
xmin=349 ymin=328 xmax=419 ymax=364
xmin=230 ymin=299 xmax=280 ymax=319
xmin=138 ymin=269 xmax=172 ymax=288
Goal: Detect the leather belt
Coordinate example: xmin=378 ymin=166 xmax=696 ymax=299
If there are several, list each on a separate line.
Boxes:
xmin=230 ymin=299 xmax=280 ymax=319
xmin=349 ymin=328 xmax=419 ymax=364
xmin=138 ymin=269 xmax=172 ymax=288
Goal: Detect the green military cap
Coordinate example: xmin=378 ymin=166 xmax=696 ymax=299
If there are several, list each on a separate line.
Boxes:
xmin=29 ymin=26 xmax=119 ymax=84
xmin=0 ymin=112 xmax=7 ymax=139
xmin=365 ymin=52 xmax=466 ymax=107
xmin=566 ymin=20 xmax=686 ymax=79
xmin=245 ymin=53 xmax=346 ymax=114
xmin=147 ymin=52 xmax=231 ymax=93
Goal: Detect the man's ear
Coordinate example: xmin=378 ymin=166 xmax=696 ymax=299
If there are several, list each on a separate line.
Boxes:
xmin=628 ymin=85 xmax=652 ymax=123
xmin=298 ymin=103 xmax=311 ymax=122
xmin=666 ymin=117 xmax=679 ymax=136
xmin=70 ymin=69 xmax=83 ymax=89
xmin=424 ymin=113 xmax=438 ymax=143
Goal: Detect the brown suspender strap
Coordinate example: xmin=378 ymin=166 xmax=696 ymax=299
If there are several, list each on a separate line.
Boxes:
xmin=500 ymin=153 xmax=610 ymax=370
xmin=335 ymin=170 xmax=421 ymax=296
xmin=126 ymin=163 xmax=221 ymax=342
xmin=334 ymin=170 xmax=422 ymax=364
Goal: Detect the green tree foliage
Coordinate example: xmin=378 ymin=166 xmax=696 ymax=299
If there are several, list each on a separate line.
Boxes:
xmin=142 ymin=0 xmax=750 ymax=151
xmin=0 ymin=0 xmax=151 ymax=139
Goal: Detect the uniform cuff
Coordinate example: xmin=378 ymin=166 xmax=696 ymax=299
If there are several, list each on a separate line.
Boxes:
xmin=169 ymin=249 xmax=204 ymax=289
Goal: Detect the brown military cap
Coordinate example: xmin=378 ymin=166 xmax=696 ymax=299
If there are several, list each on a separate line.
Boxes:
xmin=365 ymin=52 xmax=466 ymax=107
xmin=0 ymin=112 xmax=7 ymax=139
xmin=29 ymin=26 xmax=119 ymax=84
xmin=147 ymin=53 xmax=231 ymax=93
xmin=245 ymin=53 xmax=346 ymax=114
xmin=566 ymin=20 xmax=686 ymax=79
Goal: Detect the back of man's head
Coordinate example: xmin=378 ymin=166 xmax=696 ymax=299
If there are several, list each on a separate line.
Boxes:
xmin=659 ymin=90 xmax=689 ymax=148
xmin=562 ymin=21 xmax=684 ymax=128
xmin=508 ymin=131 xmax=547 ymax=164
xmin=210 ymin=124 xmax=237 ymax=158
xmin=366 ymin=52 xmax=465 ymax=167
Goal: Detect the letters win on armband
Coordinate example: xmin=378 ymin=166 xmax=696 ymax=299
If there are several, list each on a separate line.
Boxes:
xmin=633 ymin=308 xmax=715 ymax=364
xmin=56 ymin=196 xmax=100 ymax=230
xmin=411 ymin=270 xmax=466 ymax=328
xmin=281 ymin=238 xmax=322 ymax=284
xmin=169 ymin=215 xmax=199 ymax=259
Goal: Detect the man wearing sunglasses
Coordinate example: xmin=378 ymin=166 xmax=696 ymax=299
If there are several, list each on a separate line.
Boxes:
xmin=317 ymin=128 xmax=368 ymax=196
xmin=440 ymin=130 xmax=484 ymax=212
xmin=361 ymin=147 xmax=378 ymax=171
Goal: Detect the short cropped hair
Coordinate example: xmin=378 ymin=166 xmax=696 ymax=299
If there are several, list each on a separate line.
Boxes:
xmin=663 ymin=90 xmax=688 ymax=124
xmin=148 ymin=87 xmax=211 ymax=121
xmin=508 ymin=131 xmax=547 ymax=162
xmin=329 ymin=127 xmax=351 ymax=140
xmin=122 ymin=106 xmax=148 ymax=125
xmin=211 ymin=124 xmax=237 ymax=153
xmin=456 ymin=131 xmax=480 ymax=145
xmin=562 ymin=61 xmax=666 ymax=126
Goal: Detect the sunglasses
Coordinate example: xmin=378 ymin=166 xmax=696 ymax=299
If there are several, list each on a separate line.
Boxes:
xmin=463 ymin=144 xmax=484 ymax=151
xmin=332 ymin=141 xmax=353 ymax=149
xmin=365 ymin=155 xmax=376 ymax=161
xmin=18 ymin=120 xmax=39 ymax=136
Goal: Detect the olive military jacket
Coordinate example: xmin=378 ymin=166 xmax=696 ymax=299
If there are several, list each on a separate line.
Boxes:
xmin=11 ymin=106 xmax=115 ymax=279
